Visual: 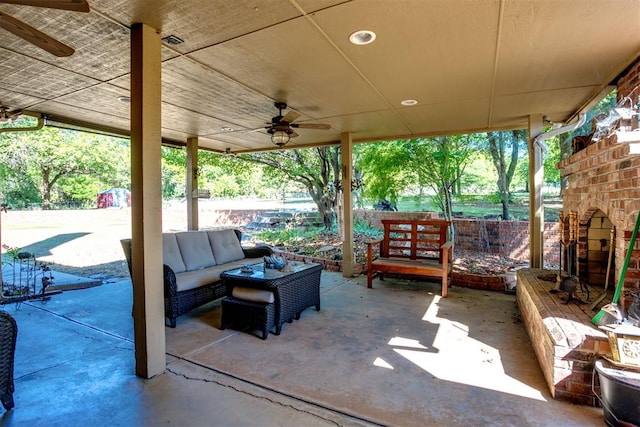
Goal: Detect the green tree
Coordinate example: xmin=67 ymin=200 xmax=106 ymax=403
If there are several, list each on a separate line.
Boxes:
xmin=460 ymin=152 xmax=497 ymax=194
xmin=485 ymin=130 xmax=526 ymax=220
xmin=241 ymin=147 xmax=341 ymax=229
xmin=542 ymin=134 xmax=562 ymax=186
xmin=0 ymin=122 xmax=129 ymax=209
xmin=161 ymin=147 xmax=186 ymax=199
xmin=199 ymin=151 xmax=270 ymax=198
xmin=355 ymin=141 xmax=411 ymax=207
xmin=407 ymin=136 xmax=477 ymax=221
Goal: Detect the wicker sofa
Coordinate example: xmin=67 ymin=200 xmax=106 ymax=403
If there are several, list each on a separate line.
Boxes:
xmin=121 ymin=229 xmax=273 ymax=327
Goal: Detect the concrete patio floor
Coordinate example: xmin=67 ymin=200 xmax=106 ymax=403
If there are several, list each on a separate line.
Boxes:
xmin=1 ymin=271 xmax=605 ymax=426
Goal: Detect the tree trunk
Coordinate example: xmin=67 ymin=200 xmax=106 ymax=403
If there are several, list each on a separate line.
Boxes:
xmin=317 ymin=194 xmax=334 ymax=229
xmin=501 ymin=192 xmax=510 ymax=220
xmin=41 ymin=168 xmax=52 ymax=210
xmin=487 ymin=131 xmax=521 ymax=221
xmin=308 ymin=183 xmax=335 ymax=230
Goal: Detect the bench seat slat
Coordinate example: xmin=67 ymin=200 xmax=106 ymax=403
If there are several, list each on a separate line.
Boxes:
xmin=371 ymin=257 xmax=451 ymax=275
xmin=367 ymin=219 xmax=453 ymax=297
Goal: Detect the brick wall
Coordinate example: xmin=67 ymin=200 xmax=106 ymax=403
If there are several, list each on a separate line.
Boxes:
xmin=558 ymin=58 xmax=640 ymax=306
xmin=354 ymin=210 xmax=560 ymax=265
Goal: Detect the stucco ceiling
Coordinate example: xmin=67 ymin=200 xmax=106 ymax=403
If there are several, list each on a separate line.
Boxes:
xmin=0 ymin=0 xmax=638 ymax=153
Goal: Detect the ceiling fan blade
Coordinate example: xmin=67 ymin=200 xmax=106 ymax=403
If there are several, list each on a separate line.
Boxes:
xmin=0 ymin=105 xmax=22 ymax=121
xmin=290 ymin=131 xmax=299 ymax=138
xmin=291 ymin=123 xmax=331 ymax=130
xmin=0 ymin=11 xmax=74 ymax=56
xmin=0 ymin=0 xmax=90 ymax=12
xmin=248 ymin=127 xmax=267 ymax=133
xmin=281 ymin=111 xmax=300 ymax=124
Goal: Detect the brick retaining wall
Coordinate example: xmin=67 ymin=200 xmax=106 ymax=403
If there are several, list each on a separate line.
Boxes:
xmin=216 ymin=209 xmax=561 ymax=271
xmin=354 ymin=210 xmax=559 ymax=266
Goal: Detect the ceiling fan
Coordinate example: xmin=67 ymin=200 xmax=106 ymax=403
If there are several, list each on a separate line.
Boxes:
xmin=0 ymin=0 xmax=90 ymax=57
xmin=264 ymin=102 xmax=330 ymax=147
xmin=0 ymin=104 xmax=22 ymax=122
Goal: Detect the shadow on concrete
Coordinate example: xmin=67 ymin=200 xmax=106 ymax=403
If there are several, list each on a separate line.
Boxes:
xmin=8 ymin=233 xmax=91 ymax=258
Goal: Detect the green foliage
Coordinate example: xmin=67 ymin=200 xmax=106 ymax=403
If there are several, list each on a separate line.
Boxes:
xmin=408 ymin=135 xmax=478 ymax=219
xmin=355 ymin=136 xmax=479 ymax=220
xmin=481 ymin=130 xmax=527 ymax=219
xmin=161 ymin=147 xmax=186 ymax=199
xmin=542 ymin=134 xmax=562 ymax=184
xmin=253 ymin=227 xmax=324 ymax=246
xmin=459 ymin=152 xmax=497 ymax=193
xmin=355 ymin=141 xmax=410 ymax=205
xmin=241 ymin=147 xmax=341 ymax=229
xmin=0 ymin=245 xmax=21 ymax=266
xmin=353 ymin=219 xmax=383 ymax=238
xmin=0 ymin=121 xmax=130 ymax=209
xmin=201 ymin=152 xmax=272 ymax=198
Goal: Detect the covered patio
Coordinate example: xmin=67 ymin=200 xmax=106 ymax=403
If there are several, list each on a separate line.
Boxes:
xmin=4 ymin=271 xmax=602 ymax=426
xmin=1 ymin=0 xmax=640 ymax=420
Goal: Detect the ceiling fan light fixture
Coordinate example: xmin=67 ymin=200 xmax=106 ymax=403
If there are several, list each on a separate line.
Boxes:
xmin=349 ymin=30 xmax=376 ymax=45
xmin=271 ymin=130 xmax=290 ymax=146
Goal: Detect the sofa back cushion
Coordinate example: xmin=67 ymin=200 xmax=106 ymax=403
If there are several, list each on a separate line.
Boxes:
xmin=208 ymin=229 xmax=245 ymax=264
xmin=163 ymin=233 xmax=187 ymax=273
xmin=176 ymin=231 xmax=217 ymax=270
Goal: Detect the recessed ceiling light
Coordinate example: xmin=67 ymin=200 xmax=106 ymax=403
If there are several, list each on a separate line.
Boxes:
xmin=220 ymin=127 xmax=234 ymax=131
xmin=349 ymin=30 xmax=376 ymax=45
xmin=401 ymin=99 xmax=418 ymax=106
xmin=117 ymin=96 xmax=130 ymax=103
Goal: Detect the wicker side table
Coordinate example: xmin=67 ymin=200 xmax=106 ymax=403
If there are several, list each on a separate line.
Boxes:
xmin=220 ymin=262 xmax=323 ymax=335
xmin=221 ymin=297 xmax=276 ymax=340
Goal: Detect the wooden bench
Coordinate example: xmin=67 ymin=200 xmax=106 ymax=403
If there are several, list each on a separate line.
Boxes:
xmin=366 ymin=219 xmax=453 ymax=297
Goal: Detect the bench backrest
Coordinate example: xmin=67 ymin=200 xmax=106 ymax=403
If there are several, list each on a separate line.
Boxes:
xmin=380 ymin=219 xmax=451 ymax=262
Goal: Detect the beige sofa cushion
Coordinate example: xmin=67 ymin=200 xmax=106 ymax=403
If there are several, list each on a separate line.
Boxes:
xmin=208 ymin=229 xmax=245 ymax=264
xmin=176 ymin=231 xmax=217 ymax=271
xmin=174 ymin=259 xmax=247 ymax=292
xmin=232 ymin=286 xmax=275 ymax=304
xmin=163 ymin=233 xmax=187 ymax=273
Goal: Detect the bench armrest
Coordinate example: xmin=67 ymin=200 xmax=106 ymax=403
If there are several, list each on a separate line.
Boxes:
xmin=440 ymin=241 xmax=453 ymax=266
xmin=367 ymin=238 xmax=383 ymax=266
xmin=366 ymin=238 xmax=383 ymax=247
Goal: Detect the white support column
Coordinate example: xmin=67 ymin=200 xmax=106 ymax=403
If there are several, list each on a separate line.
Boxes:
xmin=341 ymin=132 xmax=354 ymax=277
xmin=186 ymin=137 xmax=199 ymax=231
xmin=528 ymin=114 xmax=544 ymax=268
xmin=130 ymin=23 xmax=165 ymax=378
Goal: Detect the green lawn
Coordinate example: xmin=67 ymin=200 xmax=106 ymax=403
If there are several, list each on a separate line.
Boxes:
xmin=375 ymin=193 xmax=562 ymax=222
xmin=275 ymin=193 xmax=562 ymax=222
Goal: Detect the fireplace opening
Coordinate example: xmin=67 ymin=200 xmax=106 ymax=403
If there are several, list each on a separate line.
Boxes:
xmin=586 ymin=209 xmax=615 ymax=293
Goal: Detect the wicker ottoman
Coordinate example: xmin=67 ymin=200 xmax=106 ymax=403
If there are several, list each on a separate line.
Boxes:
xmin=221 ymin=296 xmax=276 ymax=340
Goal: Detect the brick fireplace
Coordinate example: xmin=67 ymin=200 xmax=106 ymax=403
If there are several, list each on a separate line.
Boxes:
xmin=559 ymin=59 xmax=640 ymax=306
xmin=517 ymin=58 xmax=640 ymax=406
